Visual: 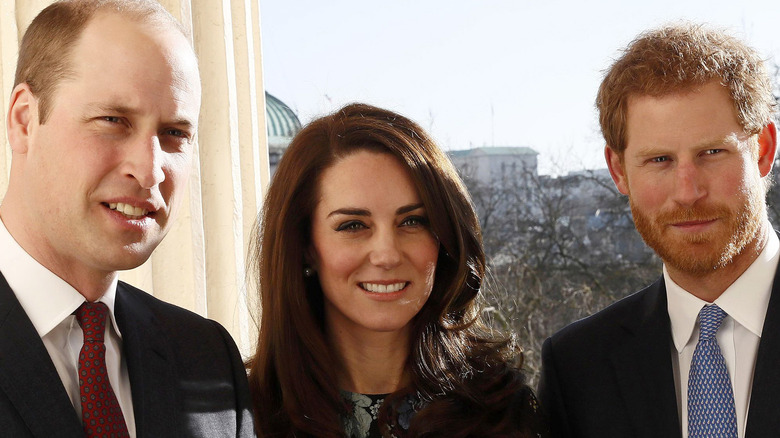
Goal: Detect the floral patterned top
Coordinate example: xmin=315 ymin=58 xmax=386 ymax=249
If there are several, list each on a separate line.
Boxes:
xmin=339 ymin=384 xmax=546 ymax=437
xmin=340 ymin=391 xmax=426 ymax=438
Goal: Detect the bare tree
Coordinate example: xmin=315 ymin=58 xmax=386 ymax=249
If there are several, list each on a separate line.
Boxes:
xmin=462 ymin=162 xmax=660 ymax=386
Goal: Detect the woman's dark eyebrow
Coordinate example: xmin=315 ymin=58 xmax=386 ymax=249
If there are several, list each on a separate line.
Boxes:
xmin=327 ymin=208 xmax=370 ymax=218
xmin=397 ymin=203 xmax=424 ymax=215
xmin=327 ymin=203 xmax=423 ymax=218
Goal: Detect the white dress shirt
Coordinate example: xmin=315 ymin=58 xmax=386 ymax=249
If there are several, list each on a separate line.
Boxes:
xmin=0 ymin=218 xmax=136 ymax=437
xmin=666 ymin=230 xmax=779 ymax=438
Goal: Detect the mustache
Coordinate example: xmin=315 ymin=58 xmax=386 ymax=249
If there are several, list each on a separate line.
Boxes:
xmin=652 ymin=204 xmax=731 ymax=224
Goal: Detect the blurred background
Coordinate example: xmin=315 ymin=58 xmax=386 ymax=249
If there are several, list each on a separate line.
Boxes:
xmin=260 ymin=0 xmax=779 ymax=174
xmin=260 ymin=0 xmax=780 ymax=383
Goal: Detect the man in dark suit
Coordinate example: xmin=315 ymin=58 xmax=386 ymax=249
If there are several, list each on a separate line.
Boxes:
xmin=0 ymin=1 xmax=254 ymax=436
xmin=539 ymin=23 xmax=779 ymax=438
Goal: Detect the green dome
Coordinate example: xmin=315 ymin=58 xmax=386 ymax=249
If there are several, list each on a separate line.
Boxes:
xmin=266 ymin=92 xmax=301 ymax=145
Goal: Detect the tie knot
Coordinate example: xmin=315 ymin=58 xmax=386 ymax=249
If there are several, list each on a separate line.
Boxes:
xmin=75 ymin=301 xmax=109 ymax=343
xmin=697 ymin=304 xmax=727 ymax=341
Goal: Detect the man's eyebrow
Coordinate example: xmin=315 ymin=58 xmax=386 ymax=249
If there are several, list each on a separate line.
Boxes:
xmin=634 ymin=134 xmax=742 ymax=158
xmin=167 ymin=118 xmax=196 ymax=130
xmin=85 ymin=103 xmax=195 ymax=128
xmin=695 ymin=135 xmax=741 ymax=149
xmin=86 ymin=103 xmax=138 ymax=115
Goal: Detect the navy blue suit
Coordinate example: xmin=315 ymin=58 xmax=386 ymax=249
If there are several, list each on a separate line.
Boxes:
xmin=0 ymin=273 xmax=255 ymax=437
xmin=539 ymin=262 xmax=780 ymax=438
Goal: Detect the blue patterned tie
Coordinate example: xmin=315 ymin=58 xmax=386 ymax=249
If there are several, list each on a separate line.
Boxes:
xmin=687 ymin=304 xmax=737 ymax=438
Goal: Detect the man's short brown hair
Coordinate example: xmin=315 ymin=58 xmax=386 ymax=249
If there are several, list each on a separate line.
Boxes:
xmin=14 ymin=0 xmax=187 ymax=124
xmin=597 ymin=22 xmax=777 ymax=154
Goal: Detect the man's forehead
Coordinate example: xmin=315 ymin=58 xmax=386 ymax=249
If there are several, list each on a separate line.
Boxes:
xmin=70 ymin=12 xmax=199 ymax=80
xmin=84 ymin=7 xmax=187 ymax=38
xmin=52 ymin=12 xmax=200 ymax=122
xmin=82 ymin=11 xmax=185 ymax=44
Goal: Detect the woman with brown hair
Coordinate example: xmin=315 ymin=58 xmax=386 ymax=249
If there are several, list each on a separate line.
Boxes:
xmin=248 ymin=103 xmax=543 ymax=437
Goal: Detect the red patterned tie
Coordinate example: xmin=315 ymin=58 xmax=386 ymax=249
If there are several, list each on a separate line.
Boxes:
xmin=75 ymin=302 xmax=130 ymax=438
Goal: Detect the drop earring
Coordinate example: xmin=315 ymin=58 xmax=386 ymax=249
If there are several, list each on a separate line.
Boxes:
xmin=303 ymin=266 xmax=315 ymax=277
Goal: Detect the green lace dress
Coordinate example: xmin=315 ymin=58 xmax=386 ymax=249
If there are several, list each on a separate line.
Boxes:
xmin=340 ymin=391 xmax=424 ymax=438
xmin=339 ymin=385 xmax=545 ymax=438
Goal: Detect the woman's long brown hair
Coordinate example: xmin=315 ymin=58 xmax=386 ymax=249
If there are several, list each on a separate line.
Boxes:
xmin=248 ymin=103 xmax=533 ymax=437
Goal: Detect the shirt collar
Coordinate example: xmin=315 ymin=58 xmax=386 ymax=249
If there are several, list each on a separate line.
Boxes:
xmin=666 ymin=229 xmax=779 ymax=352
xmin=0 ymin=216 xmax=122 ymax=338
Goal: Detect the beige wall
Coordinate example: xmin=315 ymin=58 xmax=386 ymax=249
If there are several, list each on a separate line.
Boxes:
xmin=0 ymin=0 xmax=268 ymax=356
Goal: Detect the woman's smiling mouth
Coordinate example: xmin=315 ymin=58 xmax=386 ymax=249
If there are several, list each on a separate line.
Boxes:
xmin=359 ymin=282 xmax=408 ymax=293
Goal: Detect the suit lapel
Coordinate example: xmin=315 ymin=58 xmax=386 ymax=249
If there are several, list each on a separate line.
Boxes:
xmin=115 ymin=283 xmax=179 ymax=437
xmin=745 ymin=256 xmax=780 ymax=437
xmin=610 ymin=279 xmax=681 ymax=438
xmin=0 ymin=272 xmax=84 ymax=437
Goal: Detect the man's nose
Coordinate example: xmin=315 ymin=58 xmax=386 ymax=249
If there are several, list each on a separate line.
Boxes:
xmin=124 ymin=134 xmax=165 ymax=189
xmin=672 ymin=161 xmax=707 ymax=207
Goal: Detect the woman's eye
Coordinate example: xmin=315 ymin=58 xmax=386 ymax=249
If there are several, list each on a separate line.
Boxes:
xmin=401 ymin=216 xmax=429 ymax=227
xmin=102 ymin=116 xmax=122 ymax=124
xmin=335 ymin=221 xmax=366 ymax=232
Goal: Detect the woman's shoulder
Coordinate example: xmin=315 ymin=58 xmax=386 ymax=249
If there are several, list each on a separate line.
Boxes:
xmin=510 ymin=381 xmax=550 ymax=438
xmin=511 ymin=382 xmax=541 ymax=412
xmin=511 ymin=383 xmax=545 ymax=428
xmin=468 ymin=366 xmax=547 ymax=437
xmin=409 ymin=365 xmax=546 ymax=437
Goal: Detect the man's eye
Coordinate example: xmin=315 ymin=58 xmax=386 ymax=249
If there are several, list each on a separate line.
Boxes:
xmin=650 ymin=156 xmax=669 ymax=163
xmin=335 ymin=221 xmax=366 ymax=232
xmin=165 ymin=128 xmax=189 ymax=139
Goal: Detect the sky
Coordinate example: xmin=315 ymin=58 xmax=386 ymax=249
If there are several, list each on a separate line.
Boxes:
xmin=259 ymin=0 xmax=780 ymax=175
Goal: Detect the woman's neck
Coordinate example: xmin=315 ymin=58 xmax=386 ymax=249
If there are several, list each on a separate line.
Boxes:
xmin=329 ymin=324 xmax=411 ymax=395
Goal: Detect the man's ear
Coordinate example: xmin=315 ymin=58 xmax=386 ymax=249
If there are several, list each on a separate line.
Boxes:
xmin=6 ymin=83 xmax=38 ymax=154
xmin=605 ymin=145 xmax=629 ymax=195
xmin=757 ymin=121 xmax=777 ymax=177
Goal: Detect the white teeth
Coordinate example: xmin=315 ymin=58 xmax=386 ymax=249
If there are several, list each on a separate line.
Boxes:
xmin=108 ymin=202 xmax=149 ymax=218
xmin=360 ymin=282 xmax=407 ymax=293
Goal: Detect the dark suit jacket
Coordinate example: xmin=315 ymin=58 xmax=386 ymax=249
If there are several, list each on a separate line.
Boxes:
xmin=0 ymin=273 xmax=255 ymax=437
xmin=539 ymin=262 xmax=780 ymax=438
